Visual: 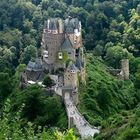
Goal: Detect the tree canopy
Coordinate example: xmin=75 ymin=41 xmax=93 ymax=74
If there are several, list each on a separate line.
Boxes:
xmin=0 ymin=0 xmax=140 ymax=139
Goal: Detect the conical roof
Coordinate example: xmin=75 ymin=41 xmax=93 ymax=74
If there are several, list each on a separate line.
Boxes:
xmin=66 ymin=62 xmax=79 ymax=73
xmin=27 ymin=58 xmax=43 ymax=71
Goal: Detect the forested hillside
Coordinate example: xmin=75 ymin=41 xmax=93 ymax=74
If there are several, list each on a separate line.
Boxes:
xmin=79 ymin=55 xmax=140 ymax=139
xmin=0 ymin=0 xmax=140 ymax=139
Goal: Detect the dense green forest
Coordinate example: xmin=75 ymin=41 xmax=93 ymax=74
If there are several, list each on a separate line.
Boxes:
xmin=0 ymin=0 xmax=140 ymax=139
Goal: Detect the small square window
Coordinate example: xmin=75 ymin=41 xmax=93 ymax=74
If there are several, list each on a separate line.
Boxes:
xmin=58 ymin=52 xmax=63 ymax=59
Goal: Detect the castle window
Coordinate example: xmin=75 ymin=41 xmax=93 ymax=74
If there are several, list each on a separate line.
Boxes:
xmin=71 ymin=70 xmax=75 ymax=73
xmin=52 ymin=30 xmax=58 ymax=34
xmin=44 ymin=29 xmax=47 ymax=33
xmin=58 ymin=52 xmax=63 ymax=59
xmin=68 ymin=52 xmax=71 ymax=54
xmin=74 ymin=39 xmax=77 ymax=44
xmin=43 ymin=50 xmax=48 ymax=58
xmin=45 ymin=45 xmax=48 ymax=50
xmin=48 ymin=30 xmax=51 ymax=33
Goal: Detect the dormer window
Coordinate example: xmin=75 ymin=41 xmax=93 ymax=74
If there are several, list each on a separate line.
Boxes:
xmin=58 ymin=52 xmax=63 ymax=59
xmin=48 ymin=30 xmax=51 ymax=33
xmin=52 ymin=30 xmax=58 ymax=34
xmin=66 ymin=27 xmax=73 ymax=33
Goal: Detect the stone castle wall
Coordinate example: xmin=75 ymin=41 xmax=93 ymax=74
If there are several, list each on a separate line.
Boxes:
xmin=43 ymin=33 xmax=65 ymax=64
xmin=64 ymin=71 xmax=78 ymax=88
xmin=121 ymin=59 xmax=129 ymax=80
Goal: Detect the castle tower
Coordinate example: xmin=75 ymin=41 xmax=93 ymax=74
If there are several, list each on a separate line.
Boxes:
xmin=64 ymin=62 xmax=78 ymax=88
xmin=41 ymin=17 xmax=85 ymax=80
xmin=41 ymin=18 xmax=65 ymax=68
xmin=64 ymin=17 xmax=82 ymax=49
xmin=63 ymin=62 xmax=79 ymax=105
xmin=121 ymin=59 xmax=129 ymax=80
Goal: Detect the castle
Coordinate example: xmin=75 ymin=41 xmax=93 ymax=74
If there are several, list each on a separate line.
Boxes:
xmin=41 ymin=17 xmax=85 ymax=103
xmin=20 ymin=17 xmax=129 ymax=136
xmin=21 ymin=17 xmax=129 ymax=101
xmin=41 ymin=17 xmax=84 ymax=72
xmin=21 ymin=17 xmax=86 ymax=104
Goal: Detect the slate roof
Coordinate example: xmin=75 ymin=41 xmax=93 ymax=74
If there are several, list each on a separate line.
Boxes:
xmin=75 ymin=57 xmax=82 ymax=70
xmin=27 ymin=58 xmax=43 ymax=71
xmin=49 ymin=18 xmax=58 ymax=30
xmin=60 ymin=37 xmax=74 ymax=51
xmin=45 ymin=17 xmax=80 ymax=33
xmin=71 ymin=18 xmax=79 ymax=29
xmin=64 ymin=17 xmax=79 ymax=29
xmin=67 ymin=62 xmax=79 ymax=72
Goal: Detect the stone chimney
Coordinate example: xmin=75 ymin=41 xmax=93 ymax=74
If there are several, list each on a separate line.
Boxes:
xmin=58 ymin=19 xmax=63 ymax=33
